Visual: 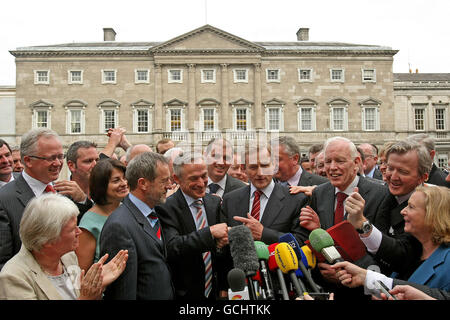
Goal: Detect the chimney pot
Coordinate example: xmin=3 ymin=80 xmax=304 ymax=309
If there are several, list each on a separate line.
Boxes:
xmin=297 ymin=28 xmax=309 ymax=41
xmin=103 ymin=28 xmax=116 ymax=41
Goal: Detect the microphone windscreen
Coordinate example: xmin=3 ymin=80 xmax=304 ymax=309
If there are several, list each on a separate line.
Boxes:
xmin=301 ymin=245 xmax=317 ymax=269
xmin=309 ymin=228 xmax=335 ymax=252
xmin=279 ymin=233 xmax=309 ymax=269
xmin=267 ymin=243 xmax=279 ymax=272
xmin=254 ymin=241 xmax=270 ymax=260
xmin=227 ymin=268 xmax=247 ymax=291
xmin=274 ymin=242 xmax=298 ymax=274
xmin=229 ymin=225 xmax=259 ymax=272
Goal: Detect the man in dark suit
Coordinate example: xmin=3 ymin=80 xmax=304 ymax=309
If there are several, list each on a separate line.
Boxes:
xmin=359 ymin=143 xmax=383 ymax=181
xmin=159 ymin=152 xmax=229 ymax=300
xmin=222 ymin=143 xmax=308 ymax=244
xmin=100 ymin=152 xmax=174 ymax=300
xmin=407 ymin=133 xmax=450 ymax=188
xmin=0 ymin=139 xmax=19 ymax=189
xmin=0 ymin=129 xmax=86 ymax=270
xmin=272 ymin=136 xmax=328 ymax=189
xmin=204 ymin=138 xmax=246 ymax=198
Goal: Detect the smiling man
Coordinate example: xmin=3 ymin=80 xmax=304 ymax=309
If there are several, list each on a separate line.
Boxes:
xmin=0 ymin=140 xmax=18 ymax=189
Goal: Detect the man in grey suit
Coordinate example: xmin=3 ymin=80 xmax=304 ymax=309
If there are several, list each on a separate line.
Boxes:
xmin=100 ymin=152 xmax=175 ymax=300
xmin=272 ymin=136 xmax=328 ymax=188
xmin=204 ymin=138 xmax=246 ymax=198
xmin=0 ymin=129 xmax=67 ymax=270
xmin=359 ymin=143 xmax=383 ymax=180
xmin=222 ymin=143 xmax=308 ymax=244
xmin=0 ymin=139 xmax=20 ymax=189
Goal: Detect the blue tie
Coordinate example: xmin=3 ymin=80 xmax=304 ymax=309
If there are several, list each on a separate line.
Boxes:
xmin=208 ymin=183 xmax=220 ymax=194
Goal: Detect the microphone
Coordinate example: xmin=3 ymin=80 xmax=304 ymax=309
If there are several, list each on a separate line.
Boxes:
xmin=301 ymin=245 xmax=317 ymax=269
xmin=254 ymin=241 xmax=275 ymax=300
xmin=274 ymin=242 xmax=307 ymax=298
xmin=267 ymin=243 xmax=290 ymax=300
xmin=309 ymin=228 xmax=344 ymax=264
xmin=279 ymin=233 xmax=321 ymax=293
xmin=228 ymin=225 xmax=260 ymax=300
xmin=227 ymin=268 xmax=249 ymax=300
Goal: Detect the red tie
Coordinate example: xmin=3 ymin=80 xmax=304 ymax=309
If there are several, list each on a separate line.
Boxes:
xmin=250 ymin=190 xmax=262 ymax=221
xmin=45 ymin=185 xmax=56 ymax=193
xmin=148 ymin=213 xmax=161 ymax=240
xmin=334 ymin=192 xmax=348 ymax=225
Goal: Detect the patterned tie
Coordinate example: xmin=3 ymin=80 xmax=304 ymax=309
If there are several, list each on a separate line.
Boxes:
xmin=148 ymin=212 xmax=161 ymax=240
xmin=44 ymin=184 xmax=56 ymax=193
xmin=192 ymin=199 xmax=212 ymax=298
xmin=250 ymin=190 xmax=262 ymax=221
xmin=208 ymin=183 xmax=220 ymax=194
xmin=334 ymin=192 xmax=348 ymax=225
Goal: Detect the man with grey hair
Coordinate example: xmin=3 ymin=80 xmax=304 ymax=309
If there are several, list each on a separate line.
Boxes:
xmin=10 ymin=145 xmax=24 ymax=173
xmin=124 ymin=144 xmax=153 ymax=165
xmin=272 ymin=136 xmax=327 ymax=188
xmin=407 ymin=133 xmax=449 ymax=187
xmin=0 ymin=139 xmax=19 ymax=189
xmin=99 ymin=152 xmax=175 ymax=299
xmin=159 ymin=152 xmax=229 ymax=300
xmin=204 ymin=138 xmax=246 ymax=198
xmin=0 ymin=128 xmax=66 ymax=269
xmin=359 ymin=143 xmax=383 ymax=180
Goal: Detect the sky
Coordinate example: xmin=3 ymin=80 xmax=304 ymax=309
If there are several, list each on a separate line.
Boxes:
xmin=1 ymin=0 xmax=449 ymax=85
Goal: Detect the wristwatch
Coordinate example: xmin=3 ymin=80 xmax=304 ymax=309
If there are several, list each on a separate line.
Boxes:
xmin=356 ymin=220 xmax=372 ymax=234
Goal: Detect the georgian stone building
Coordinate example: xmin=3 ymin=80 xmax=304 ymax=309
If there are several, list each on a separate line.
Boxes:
xmin=10 ymin=24 xmax=400 ymax=156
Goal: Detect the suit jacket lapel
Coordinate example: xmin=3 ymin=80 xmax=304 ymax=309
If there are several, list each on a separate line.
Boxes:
xmin=174 ymin=189 xmax=197 ymax=232
xmin=15 ymin=175 xmax=36 ymax=208
xmin=408 ymin=246 xmax=448 ymax=285
xmin=203 ymin=196 xmax=218 ymax=226
xmin=260 ymin=184 xmax=284 ymax=226
xmin=321 ymin=184 xmax=336 ymax=229
xmin=234 ymin=185 xmax=251 ymax=219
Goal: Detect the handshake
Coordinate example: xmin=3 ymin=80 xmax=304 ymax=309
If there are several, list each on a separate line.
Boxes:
xmin=210 ymin=223 xmax=231 ymax=249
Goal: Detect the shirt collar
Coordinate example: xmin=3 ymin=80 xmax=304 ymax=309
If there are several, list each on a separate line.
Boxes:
xmin=287 ymin=166 xmax=303 ymax=186
xmin=208 ymin=175 xmax=227 ymax=190
xmin=334 ymin=175 xmax=360 ymax=195
xmin=250 ymin=179 xmax=275 ymax=199
xmin=181 ymin=189 xmax=202 ymax=208
xmin=22 ymin=170 xmax=53 ymax=196
xmin=128 ymin=192 xmax=154 ymax=217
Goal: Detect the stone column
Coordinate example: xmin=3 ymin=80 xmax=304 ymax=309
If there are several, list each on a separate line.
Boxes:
xmin=254 ymin=63 xmax=263 ymax=130
xmin=188 ymin=64 xmax=196 ymax=131
xmin=220 ymin=63 xmax=230 ymax=130
xmin=154 ymin=63 xmax=163 ymax=132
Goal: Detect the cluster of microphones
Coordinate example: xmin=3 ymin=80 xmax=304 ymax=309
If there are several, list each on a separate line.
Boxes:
xmin=227 ymin=223 xmax=362 ymax=300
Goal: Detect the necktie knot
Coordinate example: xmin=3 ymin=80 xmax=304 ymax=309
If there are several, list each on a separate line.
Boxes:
xmin=192 ymin=199 xmax=203 ymax=209
xmin=45 ymin=184 xmax=56 ymax=194
xmin=334 ymin=192 xmax=348 ymax=225
xmin=336 ymin=192 xmax=348 ymax=203
xmin=208 ymin=183 xmax=220 ymax=194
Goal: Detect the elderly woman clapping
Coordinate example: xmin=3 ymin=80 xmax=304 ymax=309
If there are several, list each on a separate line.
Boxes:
xmin=0 ymin=193 xmax=128 ymax=300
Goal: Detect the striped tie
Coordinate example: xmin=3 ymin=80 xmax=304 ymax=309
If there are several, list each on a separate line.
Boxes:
xmin=192 ymin=199 xmax=212 ymax=298
xmin=250 ymin=190 xmax=262 ymax=221
xmin=148 ymin=212 xmax=161 ymax=240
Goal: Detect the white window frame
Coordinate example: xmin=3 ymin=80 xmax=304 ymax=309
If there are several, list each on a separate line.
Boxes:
xmin=330 ymin=68 xmax=345 ymax=82
xmin=201 ymin=69 xmax=216 ymax=83
xmin=233 ymin=107 xmax=251 ymax=131
xmin=102 ymin=69 xmax=117 ymax=84
xmin=330 ymin=106 xmax=348 ymax=131
xmin=264 ymin=105 xmax=284 ymax=131
xmin=135 ymin=69 xmax=150 ymax=84
xmin=166 ymin=108 xmax=185 ymax=132
xmin=133 ymin=108 xmax=152 ymax=133
xmin=68 ymin=70 xmax=83 ymax=84
xmin=266 ymin=69 xmax=280 ymax=83
xmin=437 ymin=153 xmax=448 ymax=170
xmin=168 ymin=69 xmax=183 ymax=83
xmin=361 ymin=106 xmax=380 ymax=131
xmin=199 ymin=107 xmax=218 ymax=132
xmin=233 ymin=68 xmax=249 ymax=83
xmin=298 ymin=68 xmax=313 ymax=82
xmin=414 ymin=107 xmax=426 ymax=131
xmin=435 ymin=107 xmax=446 ymax=131
xmin=362 ymin=68 xmax=376 ymax=83
xmin=65 ymin=109 xmax=85 ymax=134
xmin=298 ymin=106 xmax=316 ymax=131
xmin=34 ymin=70 xmax=50 ymax=84
xmin=32 ymin=109 xmax=50 ymax=128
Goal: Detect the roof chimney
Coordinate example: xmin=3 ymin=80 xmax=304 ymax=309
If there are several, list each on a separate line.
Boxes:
xmin=103 ymin=28 xmax=116 ymax=41
xmin=297 ymin=28 xmax=309 ymax=41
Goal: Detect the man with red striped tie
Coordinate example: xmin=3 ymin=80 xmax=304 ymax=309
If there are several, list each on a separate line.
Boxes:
xmin=158 ymin=152 xmax=230 ymax=300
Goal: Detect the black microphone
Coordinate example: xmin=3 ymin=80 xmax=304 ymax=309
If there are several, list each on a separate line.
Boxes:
xmin=227 ymin=268 xmax=250 ymax=300
xmin=228 ymin=225 xmax=261 ymax=300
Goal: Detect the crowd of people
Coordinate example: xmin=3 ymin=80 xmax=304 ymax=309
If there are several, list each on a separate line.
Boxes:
xmin=0 ymin=127 xmax=448 ymax=301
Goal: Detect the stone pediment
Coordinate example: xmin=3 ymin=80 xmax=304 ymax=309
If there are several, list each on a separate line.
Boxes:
xmin=150 ymin=25 xmax=265 ymax=53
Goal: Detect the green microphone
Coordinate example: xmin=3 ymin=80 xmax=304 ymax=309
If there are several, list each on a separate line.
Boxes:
xmin=309 ymin=228 xmax=344 ymax=264
xmin=254 ymin=241 xmax=275 ymax=300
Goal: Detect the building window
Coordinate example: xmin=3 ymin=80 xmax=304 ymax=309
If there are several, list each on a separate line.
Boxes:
xmin=331 ymin=107 xmax=347 ymax=131
xmin=136 ymin=109 xmax=149 ymax=132
xmin=437 ymin=154 xmax=448 ymax=169
xmin=201 ymin=108 xmax=216 ymax=131
xmin=34 ymin=70 xmax=49 ymax=84
xmin=170 ymin=109 xmax=182 ymax=131
xmin=68 ymin=109 xmax=83 ymax=134
xmin=266 ymin=69 xmax=280 ymax=82
xmin=362 ymin=107 xmax=379 ymax=131
xmin=435 ymin=108 xmax=446 ymax=130
xmin=68 ymin=70 xmax=83 ymax=84
xmin=362 ymin=69 xmax=376 ymax=82
xmin=201 ymin=69 xmax=216 ymax=83
xmin=414 ymin=108 xmax=425 ymax=131
xmin=298 ymin=107 xmax=315 ymax=131
xmin=235 ymin=108 xmax=248 ymax=131
xmin=265 ymin=107 xmax=283 ymax=131
xmin=35 ymin=110 xmax=49 ymax=128
xmin=103 ymin=110 xmax=117 ymax=131
xmin=298 ymin=69 xmax=313 ymax=82
xmin=168 ymin=69 xmax=183 ymax=83
xmin=233 ymin=69 xmax=248 ymax=83
xmin=135 ymin=69 xmax=150 ymax=83
xmin=102 ymin=70 xmax=117 ymax=84
xmin=330 ymin=69 xmax=344 ymax=82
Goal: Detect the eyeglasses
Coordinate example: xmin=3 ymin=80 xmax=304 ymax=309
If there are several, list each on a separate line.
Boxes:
xmin=29 ymin=154 xmax=65 ymax=162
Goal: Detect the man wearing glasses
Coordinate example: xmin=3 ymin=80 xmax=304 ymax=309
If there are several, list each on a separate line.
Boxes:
xmin=0 ymin=128 xmax=71 ymax=270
